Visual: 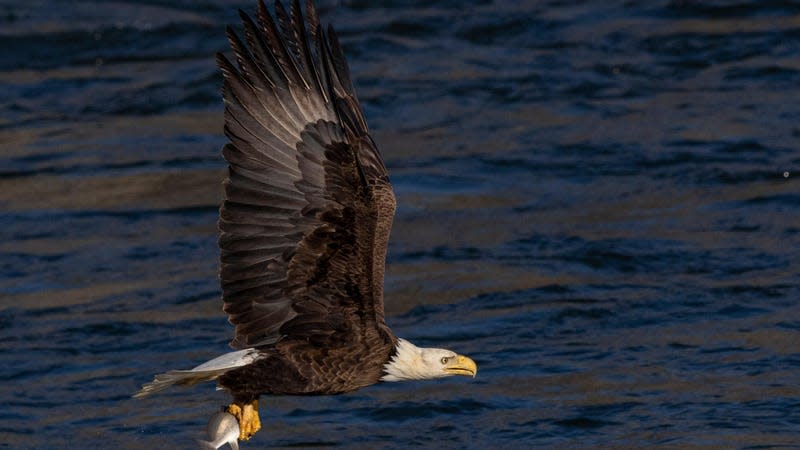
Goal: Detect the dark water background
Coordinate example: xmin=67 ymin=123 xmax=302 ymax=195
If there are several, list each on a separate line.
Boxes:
xmin=1 ymin=0 xmax=799 ymax=448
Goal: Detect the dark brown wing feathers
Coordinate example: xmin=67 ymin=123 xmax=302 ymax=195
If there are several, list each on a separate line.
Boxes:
xmin=218 ymin=0 xmax=395 ymax=350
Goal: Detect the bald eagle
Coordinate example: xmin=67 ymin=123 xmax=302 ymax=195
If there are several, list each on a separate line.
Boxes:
xmin=134 ymin=0 xmax=477 ymax=442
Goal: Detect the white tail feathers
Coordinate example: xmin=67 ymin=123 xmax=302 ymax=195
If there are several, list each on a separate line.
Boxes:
xmin=133 ymin=348 xmax=260 ymax=398
xmin=133 ymin=369 xmax=225 ymax=398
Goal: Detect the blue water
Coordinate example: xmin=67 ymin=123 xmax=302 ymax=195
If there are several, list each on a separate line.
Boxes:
xmin=1 ymin=0 xmax=798 ymax=448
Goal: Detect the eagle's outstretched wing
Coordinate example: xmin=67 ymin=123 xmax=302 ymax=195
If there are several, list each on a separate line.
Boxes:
xmin=217 ymin=0 xmax=395 ymax=349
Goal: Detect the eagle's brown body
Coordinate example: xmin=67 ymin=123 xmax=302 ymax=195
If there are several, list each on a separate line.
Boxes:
xmin=220 ymin=336 xmax=395 ymax=397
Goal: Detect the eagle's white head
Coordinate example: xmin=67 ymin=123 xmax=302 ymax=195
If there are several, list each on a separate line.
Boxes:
xmin=381 ymin=338 xmax=477 ymax=382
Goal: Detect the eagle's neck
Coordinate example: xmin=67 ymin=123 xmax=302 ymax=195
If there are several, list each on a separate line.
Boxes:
xmin=381 ymin=338 xmax=429 ymax=381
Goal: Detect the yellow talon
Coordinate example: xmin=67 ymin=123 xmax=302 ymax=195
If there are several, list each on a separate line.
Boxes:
xmin=226 ymin=399 xmax=261 ymax=440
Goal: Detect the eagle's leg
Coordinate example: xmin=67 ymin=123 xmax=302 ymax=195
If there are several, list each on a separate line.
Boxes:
xmin=227 ymin=399 xmax=261 ymax=441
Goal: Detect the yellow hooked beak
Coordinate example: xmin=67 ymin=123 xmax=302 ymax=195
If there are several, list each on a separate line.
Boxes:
xmin=443 ymin=354 xmax=477 ymax=378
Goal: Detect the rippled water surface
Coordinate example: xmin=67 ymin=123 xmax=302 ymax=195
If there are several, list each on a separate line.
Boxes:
xmin=2 ymin=0 xmax=799 ymax=448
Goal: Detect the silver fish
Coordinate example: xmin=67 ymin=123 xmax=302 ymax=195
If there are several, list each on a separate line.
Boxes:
xmin=196 ymin=411 xmax=240 ymax=450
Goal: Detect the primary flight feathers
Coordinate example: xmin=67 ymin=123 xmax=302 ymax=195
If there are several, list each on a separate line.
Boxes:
xmin=217 ymin=0 xmax=396 ymax=350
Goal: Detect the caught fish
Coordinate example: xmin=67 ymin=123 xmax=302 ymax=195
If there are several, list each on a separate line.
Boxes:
xmin=196 ymin=411 xmax=239 ymax=450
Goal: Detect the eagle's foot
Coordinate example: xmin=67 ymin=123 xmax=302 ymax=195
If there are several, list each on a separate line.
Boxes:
xmin=226 ymin=399 xmax=261 ymax=441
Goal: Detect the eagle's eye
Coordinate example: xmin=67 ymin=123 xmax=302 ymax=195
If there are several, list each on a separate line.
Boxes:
xmin=440 ymin=356 xmax=450 ymax=365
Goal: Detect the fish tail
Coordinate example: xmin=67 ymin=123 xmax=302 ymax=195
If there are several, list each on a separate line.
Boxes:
xmin=195 ymin=439 xmax=219 ymax=450
xmin=195 ymin=438 xmax=239 ymax=450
